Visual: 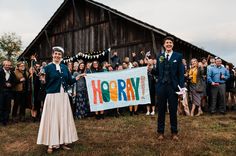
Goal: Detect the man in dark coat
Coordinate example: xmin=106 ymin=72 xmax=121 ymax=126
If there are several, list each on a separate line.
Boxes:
xmin=155 ymin=36 xmax=184 ymax=140
xmin=0 ymin=60 xmax=16 ymax=126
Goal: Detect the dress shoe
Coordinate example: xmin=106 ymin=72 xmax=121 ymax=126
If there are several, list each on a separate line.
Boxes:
xmin=52 ymin=145 xmax=60 ymax=149
xmin=210 ymin=111 xmax=216 ymax=115
xmin=115 ymin=113 xmax=119 ymax=118
xmin=100 ymin=114 xmax=105 ymax=119
xmin=220 ymin=111 xmax=226 ymax=115
xmin=157 ymin=133 xmax=164 ymax=140
xmin=62 ymin=145 xmax=71 ymax=150
xmin=47 ymin=148 xmax=53 ymax=154
xmin=172 ymin=134 xmax=179 ymax=141
xmin=196 ymin=111 xmax=203 ymax=116
xmin=95 ymin=114 xmax=101 ymax=120
xmin=130 ymin=111 xmax=134 ymax=116
xmin=2 ymin=122 xmax=7 ymax=126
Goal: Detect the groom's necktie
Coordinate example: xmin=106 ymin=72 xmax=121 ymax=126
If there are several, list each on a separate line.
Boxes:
xmin=166 ymin=54 xmax=169 ymax=61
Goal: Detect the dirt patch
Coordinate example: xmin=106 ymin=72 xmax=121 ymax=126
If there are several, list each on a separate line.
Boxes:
xmin=4 ymin=140 xmax=31 ymax=153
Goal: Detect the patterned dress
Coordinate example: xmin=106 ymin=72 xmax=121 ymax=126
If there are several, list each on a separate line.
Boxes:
xmin=189 ymin=67 xmax=204 ymax=106
xmin=73 ymin=71 xmax=89 ymax=119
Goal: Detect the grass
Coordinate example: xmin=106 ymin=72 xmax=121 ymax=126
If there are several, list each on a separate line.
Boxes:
xmin=0 ymin=111 xmax=236 ymax=156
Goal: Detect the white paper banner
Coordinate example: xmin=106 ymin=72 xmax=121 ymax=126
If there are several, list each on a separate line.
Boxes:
xmin=85 ymin=67 xmax=151 ymax=112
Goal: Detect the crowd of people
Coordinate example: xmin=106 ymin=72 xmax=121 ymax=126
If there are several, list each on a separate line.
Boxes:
xmin=1 ymin=36 xmax=236 ymax=153
xmin=182 ymin=56 xmax=235 ymax=116
xmin=0 ymin=50 xmax=235 ymax=127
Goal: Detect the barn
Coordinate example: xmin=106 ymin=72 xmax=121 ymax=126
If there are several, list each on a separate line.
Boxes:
xmin=18 ymin=0 xmax=220 ymax=63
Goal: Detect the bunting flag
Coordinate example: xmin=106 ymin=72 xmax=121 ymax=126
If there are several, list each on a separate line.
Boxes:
xmin=62 ymin=48 xmax=111 ymax=63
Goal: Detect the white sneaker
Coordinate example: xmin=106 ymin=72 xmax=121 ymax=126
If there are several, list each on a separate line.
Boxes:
xmin=151 ymin=111 xmax=155 ymax=116
xmin=146 ymin=111 xmax=150 ymax=116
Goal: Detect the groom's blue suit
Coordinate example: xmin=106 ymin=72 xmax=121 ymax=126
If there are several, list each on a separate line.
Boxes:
xmin=156 ymin=51 xmax=184 ymax=134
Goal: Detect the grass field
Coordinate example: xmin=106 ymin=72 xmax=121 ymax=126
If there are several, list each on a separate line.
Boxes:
xmin=0 ymin=112 xmax=236 ymax=156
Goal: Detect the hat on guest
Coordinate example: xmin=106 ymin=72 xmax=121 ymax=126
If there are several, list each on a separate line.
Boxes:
xmin=52 ymin=46 xmax=64 ymax=54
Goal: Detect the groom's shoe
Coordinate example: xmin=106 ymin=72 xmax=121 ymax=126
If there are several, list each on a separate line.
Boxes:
xmin=172 ymin=134 xmax=179 ymax=141
xmin=157 ymin=133 xmax=164 ymax=140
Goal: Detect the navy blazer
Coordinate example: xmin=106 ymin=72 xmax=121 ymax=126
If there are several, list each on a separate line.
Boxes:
xmin=44 ymin=63 xmax=76 ymax=94
xmin=155 ymin=52 xmax=184 ymax=90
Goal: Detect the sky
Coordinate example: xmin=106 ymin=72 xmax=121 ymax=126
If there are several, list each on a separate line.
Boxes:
xmin=0 ymin=0 xmax=235 ymax=65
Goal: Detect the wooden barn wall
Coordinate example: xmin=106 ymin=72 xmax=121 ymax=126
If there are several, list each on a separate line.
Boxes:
xmin=24 ymin=0 xmax=210 ymax=63
xmin=26 ymin=0 xmax=162 ymax=62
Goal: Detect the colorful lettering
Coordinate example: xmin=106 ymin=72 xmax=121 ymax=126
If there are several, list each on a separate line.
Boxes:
xmin=131 ymin=77 xmax=140 ymax=100
xmin=118 ymin=79 xmax=127 ymax=101
xmin=126 ymin=78 xmax=135 ymax=101
xmin=109 ymin=80 xmax=118 ymax=102
xmin=92 ymin=80 xmax=103 ymax=104
xmin=101 ymin=81 xmax=110 ymax=102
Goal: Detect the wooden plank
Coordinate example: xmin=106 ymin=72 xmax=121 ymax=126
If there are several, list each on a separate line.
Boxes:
xmin=103 ymin=23 xmax=107 ymax=49
xmin=44 ymin=30 xmax=51 ymax=50
xmin=72 ymin=0 xmax=82 ymax=28
xmin=90 ymin=26 xmax=94 ymax=51
xmin=151 ymin=31 xmax=158 ymax=54
xmin=108 ymin=11 xmax=115 ymax=46
xmin=51 ymin=20 xmax=108 ymax=36
xmin=111 ymin=40 xmax=152 ymax=49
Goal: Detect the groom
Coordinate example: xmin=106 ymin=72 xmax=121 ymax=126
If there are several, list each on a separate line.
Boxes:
xmin=155 ymin=36 xmax=184 ymax=140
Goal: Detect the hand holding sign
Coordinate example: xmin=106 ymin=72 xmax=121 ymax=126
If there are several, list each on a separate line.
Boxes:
xmin=76 ymin=73 xmax=86 ymax=80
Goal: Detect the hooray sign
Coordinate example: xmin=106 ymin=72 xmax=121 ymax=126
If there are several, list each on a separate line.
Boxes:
xmin=85 ymin=67 xmax=151 ymax=112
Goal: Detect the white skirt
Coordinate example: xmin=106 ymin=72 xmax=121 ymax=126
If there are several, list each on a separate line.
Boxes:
xmin=37 ymin=87 xmax=78 ymax=147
